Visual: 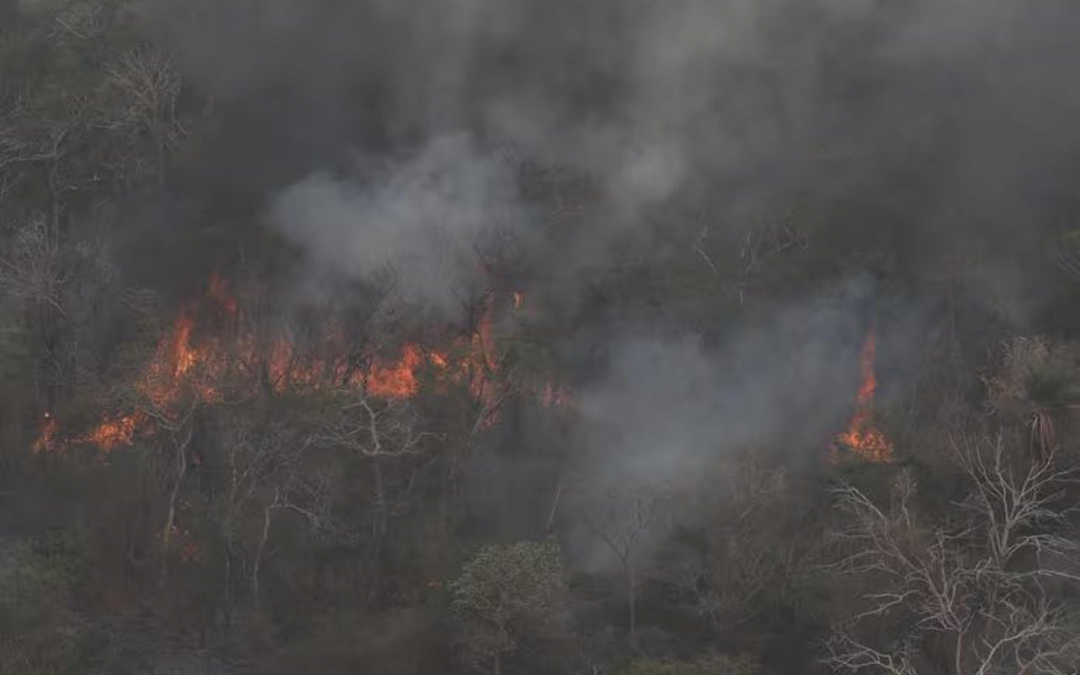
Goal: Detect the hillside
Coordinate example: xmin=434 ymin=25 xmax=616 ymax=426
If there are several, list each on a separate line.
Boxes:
xmin=3 ymin=1 xmax=1080 ymax=674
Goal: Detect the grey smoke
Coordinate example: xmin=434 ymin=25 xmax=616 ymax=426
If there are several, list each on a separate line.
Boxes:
xmin=136 ymin=0 xmax=1080 ymax=459
xmin=564 ymin=281 xmax=884 ymax=571
xmin=575 ymin=283 xmax=870 ymax=482
xmin=134 ymin=0 xmax=1080 ymax=325
xmin=270 ymin=134 xmax=524 ymax=317
xmin=121 ymin=0 xmax=1080 ymax=572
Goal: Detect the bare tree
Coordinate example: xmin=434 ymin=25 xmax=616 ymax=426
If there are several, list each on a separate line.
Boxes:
xmin=312 ymin=390 xmax=442 ymax=591
xmin=51 ymin=0 xmax=108 ymax=42
xmin=735 ymin=220 xmax=808 ymax=306
xmin=665 ymin=452 xmax=820 ymax=636
xmin=824 ymin=435 xmax=1080 ymax=675
xmin=0 ymin=216 xmax=66 ymax=315
xmin=316 ymin=393 xmax=436 ymax=520
xmin=692 ymin=220 xmax=808 ymax=304
xmin=250 ymin=465 xmax=329 ymax=605
xmin=217 ymin=415 xmax=300 ymax=605
xmin=145 ymin=400 xmax=199 ymax=587
xmin=99 ymin=46 xmax=186 ymax=182
xmin=580 ymin=480 xmax=668 ymax=638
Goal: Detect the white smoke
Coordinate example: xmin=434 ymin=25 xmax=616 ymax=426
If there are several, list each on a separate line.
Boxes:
xmin=270 ymin=134 xmax=524 ymax=318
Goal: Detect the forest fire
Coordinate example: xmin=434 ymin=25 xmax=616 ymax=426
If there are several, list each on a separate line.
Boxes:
xmin=34 ymin=276 xmax=566 ymax=454
xmin=74 ymin=413 xmax=143 ymax=452
xmin=831 ymin=328 xmax=894 ymax=463
xmin=31 ymin=412 xmax=58 ymax=454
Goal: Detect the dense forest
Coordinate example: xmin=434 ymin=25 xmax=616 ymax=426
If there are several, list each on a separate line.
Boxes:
xmin=3 ymin=0 xmax=1080 ymax=673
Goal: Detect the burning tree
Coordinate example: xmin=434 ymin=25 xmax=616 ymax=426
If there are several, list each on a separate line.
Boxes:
xmin=833 ymin=327 xmax=894 ymax=463
xmin=22 ymin=269 xmax=574 ymax=615
xmin=32 ymin=274 xmax=542 ymax=455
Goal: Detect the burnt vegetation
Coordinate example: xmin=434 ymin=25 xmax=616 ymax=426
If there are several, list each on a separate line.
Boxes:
xmin=3 ymin=1 xmax=1080 ymax=674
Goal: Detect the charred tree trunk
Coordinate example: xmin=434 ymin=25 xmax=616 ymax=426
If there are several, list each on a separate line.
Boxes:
xmin=372 ymin=456 xmax=387 ymax=534
xmin=158 ymin=408 xmax=195 ymax=586
xmin=252 ymin=491 xmax=277 ymax=606
xmin=160 ymin=437 xmax=188 ymax=586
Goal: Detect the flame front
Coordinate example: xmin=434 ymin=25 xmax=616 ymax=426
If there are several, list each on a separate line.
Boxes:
xmin=36 ymin=279 xmax=566 ymax=453
xmin=832 ymin=328 xmax=893 ymax=462
xmin=75 ymin=413 xmax=144 ymax=452
xmin=367 ymin=344 xmax=425 ymax=399
xmin=140 ymin=307 xmax=208 ymax=410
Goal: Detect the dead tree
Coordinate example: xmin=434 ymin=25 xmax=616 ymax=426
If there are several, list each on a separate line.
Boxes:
xmin=824 ymin=435 xmax=1080 ymax=675
xmin=213 ymin=408 xmax=327 ymax=608
xmin=580 ymin=481 xmax=667 ymax=638
xmin=315 ymin=392 xmax=438 ymax=539
xmin=100 ymin=46 xmax=186 ymax=183
xmin=664 ymin=452 xmax=815 ymax=636
xmin=145 ymin=400 xmax=199 ymax=587
xmin=734 ymin=220 xmax=808 ymax=306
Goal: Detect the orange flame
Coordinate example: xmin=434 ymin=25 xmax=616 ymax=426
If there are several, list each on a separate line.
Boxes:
xmin=206 ymin=272 xmax=238 ymax=318
xmin=368 ymin=344 xmax=425 ymax=399
xmin=36 ymin=281 xmax=552 ymax=452
xmin=832 ymin=328 xmax=893 ymax=462
xmin=138 ymin=307 xmax=210 ymax=410
xmin=75 ymin=413 xmax=145 ymax=452
xmin=31 ymin=412 xmax=58 ymax=454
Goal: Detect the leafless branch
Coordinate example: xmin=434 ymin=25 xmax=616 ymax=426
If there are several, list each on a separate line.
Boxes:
xmin=736 ymin=219 xmax=808 ymax=305
xmin=314 ymin=392 xmax=439 ymax=458
xmin=0 ymin=216 xmax=66 ymax=316
xmin=824 ymin=436 xmax=1080 ymax=675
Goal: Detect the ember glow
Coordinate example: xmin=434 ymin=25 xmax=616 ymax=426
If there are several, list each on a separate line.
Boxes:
xmin=367 ymin=344 xmax=426 ymax=399
xmin=74 ymin=413 xmax=144 ymax=452
xmin=35 ymin=277 xmax=565 ymax=453
xmin=832 ymin=328 xmax=894 ymax=463
xmin=31 ymin=412 xmax=58 ymax=454
xmin=139 ymin=306 xmax=210 ymax=410
xmin=206 ymin=272 xmax=238 ymax=318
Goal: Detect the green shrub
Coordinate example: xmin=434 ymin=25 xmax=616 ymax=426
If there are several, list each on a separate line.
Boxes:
xmin=449 ymin=539 xmax=568 ymax=674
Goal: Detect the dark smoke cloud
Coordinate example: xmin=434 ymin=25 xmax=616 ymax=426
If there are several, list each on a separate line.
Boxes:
xmin=157 ymin=1 xmax=1076 ymax=327
xmin=123 ymin=0 xmax=1080 ymax=523
xmin=132 ymin=0 xmax=1080 ymax=305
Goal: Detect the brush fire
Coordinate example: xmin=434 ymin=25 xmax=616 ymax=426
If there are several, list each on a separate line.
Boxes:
xmin=33 ymin=276 xmax=887 ymax=464
xmin=831 ymin=327 xmax=894 ymax=463
xmin=34 ymin=275 xmax=569 ymax=454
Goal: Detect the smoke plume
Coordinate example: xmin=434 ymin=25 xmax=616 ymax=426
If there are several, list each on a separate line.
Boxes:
xmin=124 ymin=0 xmax=1080 ymax=531
xmin=270 ymin=134 xmax=524 ymax=317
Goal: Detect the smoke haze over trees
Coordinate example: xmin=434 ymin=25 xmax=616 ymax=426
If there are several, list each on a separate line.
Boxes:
xmin=3 ymin=0 xmax=1080 ymax=673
